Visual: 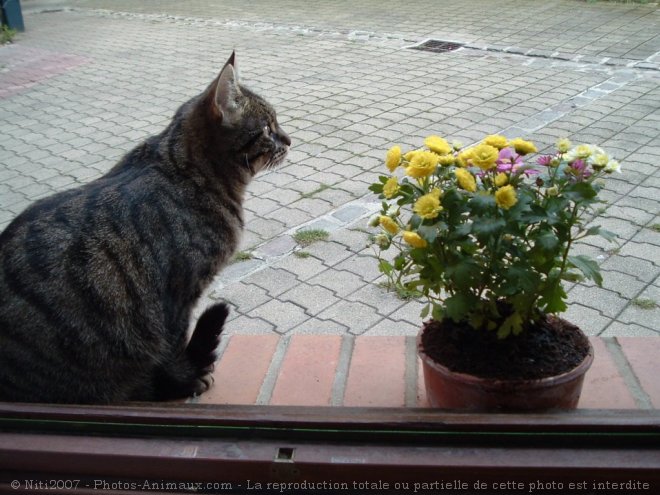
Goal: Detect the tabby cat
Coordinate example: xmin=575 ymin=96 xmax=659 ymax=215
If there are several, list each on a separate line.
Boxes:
xmin=0 ymin=52 xmax=290 ymax=403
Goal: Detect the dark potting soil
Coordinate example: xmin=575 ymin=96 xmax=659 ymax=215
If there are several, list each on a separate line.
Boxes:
xmin=421 ymin=315 xmax=590 ymax=381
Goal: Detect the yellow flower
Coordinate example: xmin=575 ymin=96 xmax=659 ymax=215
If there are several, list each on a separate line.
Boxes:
xmin=470 ymin=143 xmax=499 ymax=171
xmin=510 ymin=138 xmax=538 ymax=155
xmin=456 ymin=148 xmax=473 ymax=167
xmin=494 ymin=173 xmax=508 ymax=187
xmin=484 ymin=134 xmax=509 ymax=150
xmin=438 ymin=154 xmax=456 ymax=166
xmin=414 ymin=191 xmax=442 ymax=219
xmin=591 ymin=152 xmax=609 ymax=169
xmin=383 ymin=176 xmax=400 ymax=198
xmin=406 ymin=150 xmax=440 ymax=179
xmin=424 ymin=135 xmax=452 ymax=155
xmin=455 ymin=168 xmax=477 ymax=192
xmin=379 ymin=216 xmax=399 ymax=235
xmin=404 ymin=149 xmax=420 ymax=161
xmin=575 ymin=144 xmax=592 ymax=159
xmin=556 ymin=138 xmax=571 ymax=153
xmin=495 ymin=185 xmax=518 ymax=210
xmin=403 ymin=231 xmax=427 ymax=248
xmin=386 ymin=146 xmax=402 ymax=172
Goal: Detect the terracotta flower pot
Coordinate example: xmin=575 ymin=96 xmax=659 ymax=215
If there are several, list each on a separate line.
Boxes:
xmin=417 ymin=323 xmax=594 ymax=411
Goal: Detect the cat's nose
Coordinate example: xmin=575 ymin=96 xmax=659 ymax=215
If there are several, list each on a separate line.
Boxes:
xmin=278 ymin=128 xmax=291 ymax=147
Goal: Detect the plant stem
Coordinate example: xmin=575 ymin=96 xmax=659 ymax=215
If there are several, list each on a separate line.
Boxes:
xmin=558 ymin=203 xmax=580 ymax=279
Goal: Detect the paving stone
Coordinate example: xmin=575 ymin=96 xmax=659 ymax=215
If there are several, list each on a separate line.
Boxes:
xmin=303 ymin=240 xmax=352 ymax=267
xmin=563 ymin=303 xmax=614 ymax=336
xmin=333 ymin=255 xmax=382 ymax=283
xmin=224 ymin=314 xmax=276 ymax=335
xmin=600 ymin=322 xmax=658 ymax=338
xmin=363 ymin=318 xmax=420 ymax=337
xmin=214 ymin=282 xmax=271 ymax=314
xmin=253 ymin=235 xmax=297 ymax=259
xmin=288 ymin=318 xmax=350 ymax=335
xmin=2 ymin=0 xmax=659 ymax=341
xmin=331 ymin=204 xmax=369 ymax=224
xmin=567 ymin=285 xmax=629 ymax=318
xmin=307 ymin=269 xmax=366 ymax=298
xmin=242 ymin=267 xmax=300 ymax=298
xmin=317 ymin=300 xmax=383 ymax=335
xmin=215 ymin=259 xmax=264 ymax=284
xmin=248 ymin=299 xmax=310 ymax=334
xmin=280 ymin=283 xmax=338 ymax=314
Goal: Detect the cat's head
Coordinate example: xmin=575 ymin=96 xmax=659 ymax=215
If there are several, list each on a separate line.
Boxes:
xmin=196 ymin=52 xmax=291 ymax=177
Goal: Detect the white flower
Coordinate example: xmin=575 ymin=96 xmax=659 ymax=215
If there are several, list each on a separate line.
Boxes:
xmin=590 ymin=151 xmax=610 ymax=169
xmin=604 ymin=159 xmax=621 ymax=173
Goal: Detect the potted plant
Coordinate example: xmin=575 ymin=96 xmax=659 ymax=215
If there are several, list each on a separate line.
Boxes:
xmin=369 ymin=135 xmax=621 ymax=411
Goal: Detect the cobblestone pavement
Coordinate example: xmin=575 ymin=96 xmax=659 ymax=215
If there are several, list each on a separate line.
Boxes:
xmin=2 ymin=0 xmax=659 ymax=337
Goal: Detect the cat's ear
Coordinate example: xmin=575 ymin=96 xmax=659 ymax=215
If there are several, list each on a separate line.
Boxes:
xmin=213 ymin=51 xmax=242 ymax=122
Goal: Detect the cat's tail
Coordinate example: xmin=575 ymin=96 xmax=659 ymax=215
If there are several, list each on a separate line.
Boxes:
xmin=186 ymin=302 xmax=229 ymax=369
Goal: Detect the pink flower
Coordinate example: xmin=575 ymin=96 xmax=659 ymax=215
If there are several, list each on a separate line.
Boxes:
xmin=496 ymin=148 xmax=523 ymax=172
xmin=496 ymin=147 xmax=540 ymax=176
xmin=568 ymin=159 xmax=592 ymax=181
xmin=537 ymin=155 xmax=553 ymax=166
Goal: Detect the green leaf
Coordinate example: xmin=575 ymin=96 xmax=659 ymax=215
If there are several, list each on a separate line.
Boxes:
xmin=504 ymin=265 xmax=540 ymax=294
xmin=583 ymin=226 xmax=617 ymax=243
xmin=497 ymin=312 xmax=523 ymax=339
xmin=409 ymin=214 xmax=422 ymax=230
xmin=469 ymin=193 xmax=496 ymax=214
xmin=597 ymin=228 xmax=617 ymax=243
xmin=446 ymin=259 xmax=481 ymax=290
xmin=560 ymin=271 xmax=584 ymax=283
xmin=539 ymin=271 xmax=567 ymax=313
xmin=564 ymin=182 xmax=597 ymax=202
xmin=567 ymin=255 xmax=603 ymax=286
xmin=431 ymin=304 xmax=444 ymax=321
xmin=420 ymin=304 xmax=430 ymax=319
xmin=471 ymin=217 xmax=506 ymax=237
xmin=417 ymin=223 xmax=441 ymax=243
xmin=368 ymin=183 xmax=384 ymax=194
xmin=536 ymin=231 xmax=560 ymax=252
xmin=521 ymin=204 xmax=550 ymax=224
xmin=444 ymin=293 xmax=475 ymax=322
xmin=378 ymin=260 xmax=393 ymax=276
xmin=452 ymin=222 xmax=472 ymax=238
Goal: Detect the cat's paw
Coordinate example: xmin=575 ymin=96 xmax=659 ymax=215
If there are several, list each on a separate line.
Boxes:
xmin=192 ymin=370 xmax=215 ymax=396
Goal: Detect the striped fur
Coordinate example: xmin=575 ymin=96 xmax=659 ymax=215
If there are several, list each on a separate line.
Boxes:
xmin=0 ymin=53 xmax=290 ymax=403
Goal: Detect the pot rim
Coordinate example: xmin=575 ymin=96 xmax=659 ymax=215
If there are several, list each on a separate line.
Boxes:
xmin=417 ymin=321 xmax=595 ymax=391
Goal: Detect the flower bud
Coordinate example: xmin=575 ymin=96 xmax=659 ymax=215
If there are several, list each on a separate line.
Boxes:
xmin=386 ymin=205 xmax=400 ymax=217
xmin=535 ymin=177 xmax=544 ymax=187
xmin=546 ymin=186 xmax=559 ymax=197
xmin=374 ymin=234 xmax=390 ymax=249
xmin=368 ymin=215 xmax=381 ymax=227
xmin=452 ymin=140 xmax=464 ymax=151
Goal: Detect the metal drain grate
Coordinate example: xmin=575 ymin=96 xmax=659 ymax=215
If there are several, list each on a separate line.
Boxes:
xmin=409 ymin=39 xmax=464 ymax=53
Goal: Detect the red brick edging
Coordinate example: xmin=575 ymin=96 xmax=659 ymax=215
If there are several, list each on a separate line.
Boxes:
xmin=195 ymin=336 xmax=658 ymax=409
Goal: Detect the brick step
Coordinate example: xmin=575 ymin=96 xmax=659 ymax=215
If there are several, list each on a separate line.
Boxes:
xmin=195 ymin=336 xmax=659 ymax=409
